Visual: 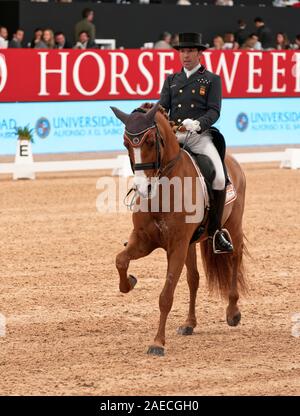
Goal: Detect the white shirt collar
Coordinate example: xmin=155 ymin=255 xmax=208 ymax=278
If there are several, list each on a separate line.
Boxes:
xmin=184 ymin=63 xmax=201 ymax=78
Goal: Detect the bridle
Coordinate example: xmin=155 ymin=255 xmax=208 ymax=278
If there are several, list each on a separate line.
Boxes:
xmin=124 ymin=109 xmax=181 ymax=178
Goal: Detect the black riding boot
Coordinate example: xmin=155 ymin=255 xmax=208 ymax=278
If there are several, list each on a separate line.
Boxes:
xmin=208 ymin=188 xmax=233 ymax=254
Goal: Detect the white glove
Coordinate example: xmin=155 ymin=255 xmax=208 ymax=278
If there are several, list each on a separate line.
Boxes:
xmin=182 ymin=119 xmax=201 ymax=133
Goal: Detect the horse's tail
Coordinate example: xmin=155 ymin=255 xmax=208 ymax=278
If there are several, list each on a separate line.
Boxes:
xmin=200 ymin=234 xmax=249 ymax=298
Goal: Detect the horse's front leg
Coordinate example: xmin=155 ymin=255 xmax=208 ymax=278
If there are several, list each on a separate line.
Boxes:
xmin=177 ymin=242 xmax=200 ymax=336
xmin=116 ymin=229 xmax=155 ymax=293
xmin=147 ymin=238 xmax=190 ymax=356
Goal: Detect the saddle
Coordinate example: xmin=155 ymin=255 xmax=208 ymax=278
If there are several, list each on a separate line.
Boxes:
xmin=180 ymin=128 xmax=236 ymax=244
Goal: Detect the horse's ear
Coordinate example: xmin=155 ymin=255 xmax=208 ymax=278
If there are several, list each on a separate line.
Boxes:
xmin=110 ymin=107 xmax=130 ymax=125
xmin=145 ymin=101 xmax=160 ymax=122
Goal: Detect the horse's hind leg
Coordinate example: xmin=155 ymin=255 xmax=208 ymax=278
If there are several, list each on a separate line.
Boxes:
xmin=116 ymin=229 xmax=155 ymax=293
xmin=226 ymin=251 xmax=242 ymax=327
xmin=177 ymin=243 xmax=200 ymax=336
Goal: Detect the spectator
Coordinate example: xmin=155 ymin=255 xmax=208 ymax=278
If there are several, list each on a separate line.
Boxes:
xmin=74 ymin=8 xmax=96 ymax=43
xmin=254 ymin=17 xmax=274 ymax=50
xmin=9 ymin=29 xmax=24 ymax=48
xmin=292 ymin=34 xmax=300 ymax=49
xmin=73 ymin=31 xmax=97 ymax=50
xmin=30 ymin=28 xmax=43 ymax=48
xmin=275 ymin=32 xmax=290 ymax=50
xmin=176 ymin=0 xmax=192 ymax=4
xmin=54 ymin=31 xmax=72 ymax=49
xmin=209 ymin=35 xmax=224 ymax=50
xmin=215 ymin=0 xmax=234 ymax=5
xmin=170 ymin=33 xmax=179 ymax=48
xmin=223 ymin=32 xmax=239 ymax=49
xmin=273 ymin=0 xmax=299 ymax=6
xmin=34 ymin=29 xmax=55 ymax=49
xmin=154 ymin=32 xmax=172 ymax=49
xmin=234 ymin=19 xmax=249 ymax=48
xmin=241 ymin=34 xmax=262 ymax=50
xmin=0 ymin=26 xmax=8 ymax=49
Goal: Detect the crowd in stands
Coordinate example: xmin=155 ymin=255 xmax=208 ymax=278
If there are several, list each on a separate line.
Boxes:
xmin=1 ymin=7 xmax=300 ymax=50
xmin=0 ymin=8 xmax=97 ymax=49
xmin=153 ymin=18 xmax=300 ymax=50
xmin=24 ymin=0 xmax=300 ymax=6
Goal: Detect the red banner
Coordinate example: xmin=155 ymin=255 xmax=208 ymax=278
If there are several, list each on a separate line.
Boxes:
xmin=0 ymin=49 xmax=299 ymax=102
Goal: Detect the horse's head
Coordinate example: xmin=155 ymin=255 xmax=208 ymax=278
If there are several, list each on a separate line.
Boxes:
xmin=111 ymin=102 xmax=167 ymax=198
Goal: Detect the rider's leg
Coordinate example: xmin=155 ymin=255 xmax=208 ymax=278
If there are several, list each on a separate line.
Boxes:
xmin=180 ymin=132 xmax=233 ymax=253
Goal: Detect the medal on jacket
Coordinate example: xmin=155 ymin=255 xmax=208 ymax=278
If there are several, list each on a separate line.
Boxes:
xmin=199 ymin=86 xmax=206 ymax=96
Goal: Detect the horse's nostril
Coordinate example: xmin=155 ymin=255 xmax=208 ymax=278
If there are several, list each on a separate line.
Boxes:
xmin=147 ymin=184 xmax=152 ymax=194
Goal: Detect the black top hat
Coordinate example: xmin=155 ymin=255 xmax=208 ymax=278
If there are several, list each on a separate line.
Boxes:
xmin=174 ymin=33 xmax=206 ymax=51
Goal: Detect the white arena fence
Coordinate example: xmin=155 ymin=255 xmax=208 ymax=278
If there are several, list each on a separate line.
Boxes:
xmin=0 ymin=149 xmax=299 ymax=178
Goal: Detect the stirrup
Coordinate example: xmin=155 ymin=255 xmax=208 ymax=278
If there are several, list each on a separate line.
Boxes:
xmin=212 ymin=228 xmax=234 ymax=254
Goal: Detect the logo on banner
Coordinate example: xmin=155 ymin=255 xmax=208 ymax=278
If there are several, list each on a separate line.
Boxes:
xmin=236 ymin=113 xmax=249 ymax=132
xmin=35 ymin=117 xmax=51 ymax=138
xmin=0 ymin=54 xmax=8 ymax=93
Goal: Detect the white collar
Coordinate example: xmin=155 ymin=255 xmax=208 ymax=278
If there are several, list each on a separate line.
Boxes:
xmin=184 ymin=63 xmax=201 ymax=78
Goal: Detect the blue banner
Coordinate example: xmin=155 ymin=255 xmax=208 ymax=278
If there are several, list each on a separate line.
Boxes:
xmin=0 ymin=98 xmax=299 ymax=155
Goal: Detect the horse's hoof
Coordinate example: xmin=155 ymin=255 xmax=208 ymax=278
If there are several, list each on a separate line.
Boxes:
xmin=128 ymin=275 xmax=137 ymax=289
xmin=227 ymin=312 xmax=241 ymax=327
xmin=177 ymin=326 xmax=194 ymax=336
xmin=147 ymin=346 xmax=165 ymax=356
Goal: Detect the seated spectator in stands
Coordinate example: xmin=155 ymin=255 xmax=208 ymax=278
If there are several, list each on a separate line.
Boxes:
xmin=170 ymin=33 xmax=179 ymax=48
xmin=235 ymin=19 xmax=249 ymax=48
xmin=0 ymin=26 xmax=9 ymax=49
xmin=223 ymin=32 xmax=239 ymax=49
xmin=74 ymin=8 xmax=96 ymax=44
xmin=73 ymin=31 xmax=97 ymax=50
xmin=273 ymin=0 xmax=299 ymax=6
xmin=30 ymin=28 xmax=43 ymax=48
xmin=9 ymin=29 xmax=24 ymax=48
xmin=241 ymin=34 xmax=262 ymax=50
xmin=254 ymin=17 xmax=274 ymax=50
xmin=209 ymin=35 xmax=224 ymax=50
xmin=34 ymin=29 xmax=55 ymax=49
xmin=215 ymin=0 xmax=234 ymax=5
xmin=292 ymin=34 xmax=300 ymax=49
xmin=176 ymin=0 xmax=191 ymax=4
xmin=154 ymin=32 xmax=172 ymax=49
xmin=275 ymin=32 xmax=290 ymax=50
xmin=54 ymin=31 xmax=72 ymax=49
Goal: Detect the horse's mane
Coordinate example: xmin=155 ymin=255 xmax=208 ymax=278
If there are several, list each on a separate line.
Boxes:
xmin=139 ymin=102 xmax=176 ymax=129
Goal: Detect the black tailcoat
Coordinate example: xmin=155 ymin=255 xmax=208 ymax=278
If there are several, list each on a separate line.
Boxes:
xmin=159 ymin=65 xmax=222 ymax=133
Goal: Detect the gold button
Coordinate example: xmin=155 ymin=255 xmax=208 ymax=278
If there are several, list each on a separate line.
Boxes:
xmin=192 ymin=89 xmax=195 ymax=93
xmin=178 ymin=119 xmax=181 ymax=123
xmin=191 ymin=104 xmax=195 ymax=108
xmin=179 ymin=89 xmax=183 ymax=93
xmin=178 ymin=104 xmax=181 ymax=108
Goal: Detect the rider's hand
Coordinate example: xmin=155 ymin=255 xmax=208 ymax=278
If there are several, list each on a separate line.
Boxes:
xmin=175 ymin=125 xmax=186 ymax=133
xmin=182 ymin=119 xmax=201 ymax=133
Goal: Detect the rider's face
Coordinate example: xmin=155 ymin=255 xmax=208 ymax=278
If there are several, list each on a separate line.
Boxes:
xmin=179 ymin=48 xmax=202 ymax=71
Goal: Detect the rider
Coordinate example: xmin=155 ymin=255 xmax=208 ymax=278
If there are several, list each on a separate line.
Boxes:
xmin=159 ymin=32 xmax=233 ymax=254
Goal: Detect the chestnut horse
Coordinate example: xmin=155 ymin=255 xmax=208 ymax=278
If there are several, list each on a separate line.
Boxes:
xmin=111 ymin=102 xmax=247 ymax=356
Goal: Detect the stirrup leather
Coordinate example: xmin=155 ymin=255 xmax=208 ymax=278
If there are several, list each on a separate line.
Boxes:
xmin=212 ymin=228 xmax=234 ymax=254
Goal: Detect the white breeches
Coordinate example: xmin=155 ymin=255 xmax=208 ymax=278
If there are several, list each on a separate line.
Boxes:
xmin=176 ymin=131 xmax=225 ymax=190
